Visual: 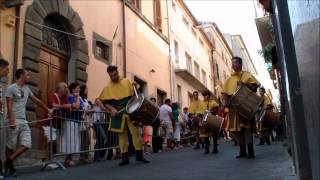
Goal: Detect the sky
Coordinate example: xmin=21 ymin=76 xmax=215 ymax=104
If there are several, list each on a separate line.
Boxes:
xmin=185 ymin=0 xmax=279 ymax=103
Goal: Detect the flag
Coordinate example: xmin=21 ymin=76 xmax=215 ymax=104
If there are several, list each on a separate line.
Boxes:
xmin=112 ymin=25 xmax=118 ymax=41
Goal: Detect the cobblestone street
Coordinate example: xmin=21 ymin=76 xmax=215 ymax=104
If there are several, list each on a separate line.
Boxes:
xmin=16 ymin=141 xmax=296 ymax=180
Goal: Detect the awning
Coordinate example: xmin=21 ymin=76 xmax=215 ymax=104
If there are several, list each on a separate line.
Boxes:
xmin=175 ymin=69 xmax=213 ymax=94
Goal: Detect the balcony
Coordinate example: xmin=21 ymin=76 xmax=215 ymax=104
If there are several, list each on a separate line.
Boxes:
xmin=175 ymin=68 xmax=212 ymax=94
xmin=1 ymin=0 xmax=24 ymax=8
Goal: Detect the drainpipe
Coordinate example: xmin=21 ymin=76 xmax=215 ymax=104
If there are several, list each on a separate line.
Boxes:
xmin=13 ymin=6 xmax=21 ymax=82
xmin=210 ymin=49 xmax=216 ymax=97
xmin=165 ymin=0 xmax=174 ymax=100
xmin=121 ymin=0 xmax=127 ymax=77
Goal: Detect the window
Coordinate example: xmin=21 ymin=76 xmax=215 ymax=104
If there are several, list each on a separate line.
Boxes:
xmin=201 ymin=69 xmax=207 ymax=86
xmin=157 ymin=89 xmax=167 ymax=106
xmin=128 ymin=0 xmax=141 ymax=10
xmin=182 ymin=16 xmax=189 ymax=27
xmin=177 ymin=85 xmax=182 ymax=104
xmin=174 ymin=40 xmax=179 ymax=62
xmin=186 ymin=52 xmax=192 ymax=73
xmin=93 ymin=32 xmax=112 ymax=65
xmin=215 ymin=63 xmax=220 ymax=80
xmin=154 ymin=0 xmax=162 ymax=31
xmin=194 ymin=62 xmax=200 ymax=79
xmin=187 ymin=92 xmax=192 ymax=105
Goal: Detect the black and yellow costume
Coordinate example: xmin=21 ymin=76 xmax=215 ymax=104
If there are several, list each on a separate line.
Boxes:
xmin=188 ymin=100 xmax=202 ymax=149
xmin=99 ymin=78 xmax=149 ymax=165
xmin=222 ymin=71 xmax=260 ymax=159
xmin=258 ymin=94 xmax=273 ymax=145
xmin=199 ymin=100 xmax=219 ymax=154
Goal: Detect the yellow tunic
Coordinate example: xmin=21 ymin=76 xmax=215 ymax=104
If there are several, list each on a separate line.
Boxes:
xmin=99 ymin=78 xmax=133 ymax=133
xmin=222 ymin=71 xmax=260 ymax=132
xmin=99 ymin=78 xmax=133 ymax=101
xmin=263 ymin=94 xmax=272 ymax=110
xmin=199 ymin=100 xmax=219 ymax=113
xmin=199 ymin=100 xmax=219 ymax=137
xmin=189 ymin=100 xmax=203 ymax=115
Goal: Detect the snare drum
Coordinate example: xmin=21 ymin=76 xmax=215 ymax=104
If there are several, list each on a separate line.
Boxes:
xmin=230 ymin=85 xmax=263 ymax=120
xmin=260 ymin=110 xmax=280 ymax=127
xmin=126 ymin=94 xmax=160 ymax=126
xmin=202 ymin=112 xmax=224 ymax=135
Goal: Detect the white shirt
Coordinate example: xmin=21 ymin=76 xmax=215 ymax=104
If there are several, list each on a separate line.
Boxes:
xmin=159 ymin=104 xmax=172 ymax=123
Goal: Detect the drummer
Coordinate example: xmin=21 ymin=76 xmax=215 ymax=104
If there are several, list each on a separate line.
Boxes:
xmin=221 ymin=56 xmax=260 ymax=159
xmin=257 ymin=87 xmax=273 ymax=146
xmin=98 ymin=65 xmax=150 ymax=165
xmin=188 ymin=91 xmax=203 ymax=149
xmin=199 ymin=90 xmax=219 ymax=154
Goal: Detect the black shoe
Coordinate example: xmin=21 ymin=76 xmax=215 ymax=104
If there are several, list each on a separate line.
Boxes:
xmin=107 ymin=150 xmax=113 ymax=160
xmin=0 ymin=160 xmax=3 ymax=177
xmin=247 ymin=144 xmax=255 ymax=159
xmin=119 ymin=153 xmax=129 ymax=166
xmin=236 ymin=144 xmax=247 ymax=158
xmin=136 ymin=150 xmax=150 ymax=164
xmin=212 ymin=145 xmax=218 ymax=154
xmin=4 ymin=159 xmax=16 ymax=177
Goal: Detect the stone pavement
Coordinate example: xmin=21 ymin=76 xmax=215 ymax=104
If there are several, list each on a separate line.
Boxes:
xmin=13 ymin=141 xmax=296 ymax=180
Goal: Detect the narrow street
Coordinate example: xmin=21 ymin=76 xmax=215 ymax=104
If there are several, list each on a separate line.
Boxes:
xmin=17 ymin=141 xmax=295 ymax=180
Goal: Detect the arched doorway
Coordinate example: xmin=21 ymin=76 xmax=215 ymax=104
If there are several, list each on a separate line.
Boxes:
xmin=23 ymin=0 xmax=89 ymax=151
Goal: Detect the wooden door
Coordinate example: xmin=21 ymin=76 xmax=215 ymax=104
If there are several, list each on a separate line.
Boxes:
xmin=36 ymin=48 xmax=68 ymax=149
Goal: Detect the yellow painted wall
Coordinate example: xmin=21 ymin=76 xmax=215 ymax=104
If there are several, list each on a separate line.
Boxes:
xmin=0 ymin=7 xmax=17 ymax=83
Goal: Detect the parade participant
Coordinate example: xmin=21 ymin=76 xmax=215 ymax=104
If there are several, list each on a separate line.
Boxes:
xmin=257 ymin=87 xmax=273 ymax=146
xmin=221 ymin=57 xmax=260 ymax=159
xmin=5 ymin=69 xmax=52 ymax=177
xmin=188 ymin=91 xmax=203 ymax=149
xmin=98 ymin=65 xmax=149 ymax=165
xmin=199 ymin=91 xmax=219 ymax=154
xmin=0 ymin=58 xmax=9 ymax=179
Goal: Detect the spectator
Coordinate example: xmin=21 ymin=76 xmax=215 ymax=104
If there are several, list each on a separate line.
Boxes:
xmin=0 ymin=58 xmax=9 ymax=179
xmin=60 ymin=82 xmax=83 ymax=167
xmin=79 ymin=85 xmax=91 ymax=164
xmin=159 ymin=98 xmax=175 ymax=149
xmin=5 ymin=69 xmax=51 ymax=177
xmin=183 ymin=107 xmax=191 ymax=130
xmin=150 ymin=97 xmax=163 ymax=153
xmin=92 ymin=99 xmax=108 ymax=161
xmin=42 ymin=82 xmax=71 ymax=168
xmin=172 ymin=103 xmax=182 ymax=149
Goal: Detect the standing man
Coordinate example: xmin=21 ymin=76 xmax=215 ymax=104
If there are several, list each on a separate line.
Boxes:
xmin=257 ymin=87 xmax=273 ymax=145
xmin=189 ymin=91 xmax=203 ymax=149
xmin=159 ymin=98 xmax=175 ymax=150
xmin=199 ymin=91 xmax=219 ymax=154
xmin=98 ymin=66 xmax=149 ymax=166
xmin=221 ymin=57 xmax=260 ymax=159
xmin=0 ymin=58 xmax=9 ymax=179
xmin=5 ymin=69 xmax=52 ymax=177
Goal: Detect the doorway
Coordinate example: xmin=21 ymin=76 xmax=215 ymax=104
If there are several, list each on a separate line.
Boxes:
xmin=36 ymin=47 xmax=68 ymax=149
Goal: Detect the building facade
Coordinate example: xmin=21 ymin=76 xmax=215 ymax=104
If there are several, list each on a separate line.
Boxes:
xmin=0 ymin=0 xmax=170 ymax=151
xmin=199 ymin=22 xmax=233 ymax=99
xmin=168 ymin=0 xmax=214 ymax=108
xmin=224 ymin=34 xmax=257 ymax=75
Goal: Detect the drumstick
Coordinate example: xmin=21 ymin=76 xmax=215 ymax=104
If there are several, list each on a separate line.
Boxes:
xmin=132 ymin=84 xmax=139 ymax=99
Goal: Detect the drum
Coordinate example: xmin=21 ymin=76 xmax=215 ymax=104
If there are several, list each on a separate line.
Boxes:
xmin=261 ymin=110 xmax=280 ymax=127
xmin=203 ymin=113 xmax=224 ymax=135
xmin=230 ymin=85 xmax=263 ymax=120
xmin=126 ymin=94 xmax=159 ymax=125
